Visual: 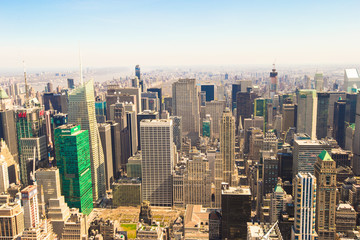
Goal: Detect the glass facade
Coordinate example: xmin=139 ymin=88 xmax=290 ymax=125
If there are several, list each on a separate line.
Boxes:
xmin=54 ymin=125 xmax=93 ymax=215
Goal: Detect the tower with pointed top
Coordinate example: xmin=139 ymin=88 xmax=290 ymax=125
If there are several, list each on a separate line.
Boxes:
xmin=314 ymin=150 xmax=336 ymax=240
xmin=270 ymin=64 xmax=278 ymax=98
xmin=68 ymin=80 xmax=106 ymax=201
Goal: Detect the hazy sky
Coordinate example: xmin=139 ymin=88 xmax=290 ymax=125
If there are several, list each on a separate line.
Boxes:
xmin=1 ymin=0 xmax=360 ymax=69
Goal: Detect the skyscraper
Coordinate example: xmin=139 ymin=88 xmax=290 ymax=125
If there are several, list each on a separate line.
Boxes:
xmin=315 ymin=72 xmax=324 ymax=91
xmin=0 ymin=202 xmax=24 ymax=239
xmin=221 ymin=186 xmax=251 ymax=240
xmin=67 ymin=78 xmax=75 ymax=89
xmin=291 ymin=173 xmax=317 ymax=240
xmin=54 ymin=124 xmax=93 ymax=215
xmin=344 ymin=69 xmax=360 ymax=93
xmin=141 ymin=119 xmax=174 ymax=206
xmin=282 ymin=104 xmax=296 ymax=134
xmin=353 ymin=92 xmax=360 ymax=175
xmin=297 ymin=90 xmax=317 ymax=139
xmin=270 ymin=65 xmax=278 ymax=98
xmin=220 ymin=108 xmax=235 ymax=185
xmin=135 ymin=65 xmax=143 ymax=91
xmin=236 ymin=91 xmax=257 ymax=130
xmin=204 ymin=100 xmax=226 ymax=139
xmin=170 ymin=116 xmax=182 ymax=152
xmin=43 ymin=92 xmax=68 ymax=113
xmin=314 ymin=150 xmax=336 ymax=240
xmin=21 ymin=185 xmax=40 ymax=228
xmin=0 ymin=158 xmax=9 ymax=193
xmin=334 ymin=99 xmax=346 ymax=148
xmin=201 ymin=84 xmax=215 ymax=102
xmin=316 ymin=92 xmax=330 ymax=139
xmin=98 ymin=123 xmax=114 ymax=190
xmin=172 ymin=79 xmax=200 ymax=144
xmin=68 ymin=80 xmax=106 ymax=200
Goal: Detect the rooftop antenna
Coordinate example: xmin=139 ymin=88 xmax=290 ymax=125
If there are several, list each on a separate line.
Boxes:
xmin=23 ymin=61 xmax=29 ymax=107
xmin=79 ymin=45 xmax=84 ymax=85
xmin=272 ymin=58 xmax=277 ymax=70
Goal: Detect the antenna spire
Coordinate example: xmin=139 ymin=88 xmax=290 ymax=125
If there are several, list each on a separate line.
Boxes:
xmin=23 ymin=61 xmax=29 ymax=108
xmin=79 ymin=46 xmax=84 ymax=85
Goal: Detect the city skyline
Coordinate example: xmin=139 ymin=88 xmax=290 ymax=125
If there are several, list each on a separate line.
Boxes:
xmin=1 ymin=0 xmax=360 ymax=70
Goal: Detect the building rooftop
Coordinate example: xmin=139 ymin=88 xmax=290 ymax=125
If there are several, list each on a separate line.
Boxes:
xmin=222 ymin=186 xmax=251 ymax=195
xmin=345 ymin=69 xmax=359 ymax=79
xmin=318 ymin=150 xmax=332 ymax=161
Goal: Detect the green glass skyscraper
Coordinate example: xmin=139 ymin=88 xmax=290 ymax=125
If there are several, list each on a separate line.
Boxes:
xmin=54 ymin=124 xmax=93 ymax=215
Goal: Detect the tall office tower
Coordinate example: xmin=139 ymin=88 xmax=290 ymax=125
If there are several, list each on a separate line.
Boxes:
xmin=278 ymin=146 xmax=293 ymax=182
xmin=270 ymin=179 xmax=288 ymax=223
xmin=98 ymin=123 xmax=114 ymax=190
xmin=170 ymin=116 xmax=182 ymax=152
xmin=106 ymin=85 xmax=141 ymax=115
xmin=344 ymin=69 xmax=360 ymax=93
xmin=304 ymin=75 xmax=311 ymax=89
xmin=262 ymin=152 xmax=279 ymax=196
xmin=236 ymin=91 xmax=257 ymax=130
xmin=172 ymin=79 xmax=200 ymax=144
xmin=297 ymin=90 xmax=317 ymax=139
xmin=270 ymin=65 xmax=278 ymax=98
xmin=184 ymin=155 xmax=211 ymax=207
xmin=124 ymin=103 xmax=138 ymax=156
xmin=0 ymin=202 xmax=24 ymax=239
xmin=131 ymin=77 xmax=139 ymax=88
xmin=353 ymin=93 xmax=360 ymax=175
xmin=345 ymin=93 xmax=357 ymax=124
xmin=105 ymin=121 xmax=121 ymax=178
xmin=293 ymin=138 xmax=332 ymax=177
xmin=62 ymin=209 xmax=87 ymax=240
xmin=254 ymin=98 xmax=272 ymax=130
xmin=47 ymin=82 xmax=54 ymax=93
xmin=54 ymin=124 xmax=93 ymax=215
xmin=21 ymin=185 xmax=39 ymax=228
xmin=15 ymin=105 xmax=46 ymax=186
xmin=137 ymin=110 xmax=159 ymax=150
xmin=0 ymin=158 xmax=9 ymax=193
xmin=95 ymin=100 xmax=107 ymax=123
xmin=213 ymin=152 xmax=223 ymax=208
xmin=316 ymin=92 xmax=330 ymax=139
xmin=135 ymin=65 xmax=143 ymax=91
xmin=334 ymin=99 xmax=347 ymax=148
xmin=147 ymin=88 xmax=162 ymax=112
xmin=141 ymin=119 xmax=174 ymax=206
xmin=315 ymin=73 xmax=324 ymax=91
xmin=314 ymin=150 xmax=336 ymax=240
xmin=0 ymin=140 xmax=19 ymax=184
xmin=220 ymin=108 xmax=235 ymax=185
xmin=142 ymin=92 xmax=160 ymax=112
xmin=68 ymin=80 xmax=105 ymax=200
xmin=282 ymin=104 xmax=296 ymax=133
xmin=204 ymin=100 xmax=226 ymax=138
xmin=0 ymin=110 xmax=18 ymax=162
xmin=291 ymin=173 xmax=317 ymax=240
xmin=67 ymin=79 xmax=75 ymax=89
xmin=201 ymin=84 xmax=215 ymax=102
xmin=231 ymin=82 xmax=241 ymax=111
xmin=163 ymin=97 xmax=173 ymax=115
xmin=43 ymin=92 xmax=68 ymax=113
xmin=221 ymin=186 xmax=251 ymax=240
xmin=328 ymin=92 xmax=346 ymax=136
xmin=35 ymin=168 xmax=61 ymax=205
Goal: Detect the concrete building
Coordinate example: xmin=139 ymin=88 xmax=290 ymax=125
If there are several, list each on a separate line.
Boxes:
xmin=344 ymin=69 xmax=360 ymax=93
xmin=247 ymin=222 xmax=283 ymax=240
xmin=68 ymin=80 xmax=106 ymax=200
xmin=173 ymin=170 xmax=184 ymax=207
xmin=47 ymin=196 xmax=70 ymax=239
xmin=98 ymin=123 xmax=114 ymax=190
xmin=336 ymin=203 xmax=356 ymax=233
xmin=0 ymin=202 xmax=24 ymax=239
xmin=315 ymin=73 xmax=324 ymax=91
xmin=297 ymin=90 xmax=317 ymax=139
xmin=292 ymin=138 xmax=332 ymax=177
xmin=316 ymin=92 xmax=330 ymax=139
xmin=35 ymin=168 xmax=62 ymax=205
xmin=112 ymin=178 xmax=141 ymax=207
xmin=140 ymin=119 xmax=174 ymax=206
xmin=126 ymin=154 xmax=142 ymax=178
xmin=21 ymin=185 xmax=39 ymax=229
xmin=204 ymin=100 xmax=226 ymax=138
xmin=220 ymin=108 xmax=235 ymax=185
xmin=184 ymin=155 xmax=211 ymax=207
xmin=209 ymin=210 xmax=221 ymax=240
xmin=0 ymin=157 xmax=9 ymax=193
xmin=62 ymin=209 xmax=87 ymax=240
xmin=314 ymin=150 xmax=336 ymax=240
xmin=291 ymin=173 xmax=317 ymax=240
xmin=172 ymin=79 xmax=200 ymax=144
xmin=170 ymin=116 xmax=182 ymax=152
xmin=183 ymin=205 xmax=209 ymax=239
xmin=282 ymin=104 xmax=296 ymax=134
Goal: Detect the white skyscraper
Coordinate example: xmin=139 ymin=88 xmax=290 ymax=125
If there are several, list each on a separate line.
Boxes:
xmin=297 ymin=90 xmax=317 ymax=139
xmin=220 ymin=108 xmax=235 ymax=185
xmin=68 ymin=80 xmax=106 ymax=200
xmin=141 ymin=119 xmax=174 ymax=206
xmin=172 ymin=79 xmax=200 ymax=144
xmin=344 ymin=69 xmax=360 ymax=93
xmin=291 ymin=173 xmax=318 ymax=240
xmin=21 ymin=185 xmax=40 ymax=229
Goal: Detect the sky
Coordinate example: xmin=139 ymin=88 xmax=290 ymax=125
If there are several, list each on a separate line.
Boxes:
xmin=1 ymin=0 xmax=360 ymax=70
